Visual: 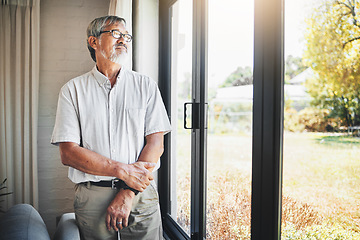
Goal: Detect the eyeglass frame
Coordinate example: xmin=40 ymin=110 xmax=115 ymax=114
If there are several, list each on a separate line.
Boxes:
xmin=99 ymin=29 xmax=133 ymax=42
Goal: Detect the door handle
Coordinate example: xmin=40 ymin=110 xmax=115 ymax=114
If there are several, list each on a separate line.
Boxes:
xmin=184 ymin=102 xmax=207 ymax=129
xmin=184 ymin=102 xmax=200 ymax=129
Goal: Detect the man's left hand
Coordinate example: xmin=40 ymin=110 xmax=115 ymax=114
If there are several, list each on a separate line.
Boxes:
xmin=106 ymin=189 xmax=135 ymax=232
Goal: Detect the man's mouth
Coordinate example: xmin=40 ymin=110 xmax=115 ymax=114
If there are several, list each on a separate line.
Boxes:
xmin=115 ymin=44 xmax=127 ymax=50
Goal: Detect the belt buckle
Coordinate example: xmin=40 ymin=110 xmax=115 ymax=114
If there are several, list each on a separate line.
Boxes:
xmin=111 ymin=179 xmax=119 ymax=189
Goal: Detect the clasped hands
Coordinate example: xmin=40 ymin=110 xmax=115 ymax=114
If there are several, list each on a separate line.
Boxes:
xmin=106 ymin=161 xmax=155 ymax=232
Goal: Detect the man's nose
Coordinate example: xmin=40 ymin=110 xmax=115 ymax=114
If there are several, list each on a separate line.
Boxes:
xmin=116 ymin=37 xmax=124 ymax=44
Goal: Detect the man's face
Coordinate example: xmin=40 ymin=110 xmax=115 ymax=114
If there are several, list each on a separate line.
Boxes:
xmin=97 ymin=21 xmax=130 ymax=65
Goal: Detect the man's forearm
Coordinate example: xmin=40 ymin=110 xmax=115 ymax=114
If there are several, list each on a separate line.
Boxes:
xmin=59 ymin=142 xmax=155 ymax=191
xmin=59 ymin=142 xmax=124 ymax=179
xmin=137 ymin=132 xmax=165 ymax=172
xmin=106 ymin=132 xmax=165 ymax=230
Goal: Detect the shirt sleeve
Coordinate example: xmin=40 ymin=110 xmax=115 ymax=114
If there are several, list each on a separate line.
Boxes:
xmin=51 ymin=84 xmax=81 ymax=146
xmin=144 ymin=80 xmax=172 ymax=136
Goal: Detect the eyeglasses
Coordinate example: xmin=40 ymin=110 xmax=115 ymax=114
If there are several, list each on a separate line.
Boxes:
xmin=99 ymin=30 xmax=133 ymax=42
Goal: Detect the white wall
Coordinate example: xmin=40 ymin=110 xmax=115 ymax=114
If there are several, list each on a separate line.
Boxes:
xmin=38 ymin=0 xmax=109 ymax=235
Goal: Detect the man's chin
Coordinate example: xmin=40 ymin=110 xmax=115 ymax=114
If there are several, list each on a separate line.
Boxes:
xmin=110 ymin=55 xmax=128 ymax=66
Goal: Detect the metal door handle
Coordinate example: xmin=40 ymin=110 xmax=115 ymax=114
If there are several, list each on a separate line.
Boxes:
xmin=184 ymin=102 xmax=202 ymax=129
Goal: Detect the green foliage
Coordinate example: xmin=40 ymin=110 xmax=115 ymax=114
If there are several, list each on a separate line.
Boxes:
xmin=297 ymin=108 xmax=331 ymax=132
xmin=176 ymin=133 xmax=360 ymax=239
xmin=285 ymin=55 xmax=308 ymax=83
xmin=209 ymin=102 xmax=252 ymax=134
xmin=284 ymin=107 xmax=333 ymax=132
xmin=304 ymin=0 xmax=360 ymax=127
xmin=220 ymin=66 xmax=253 ymax=87
xmin=315 ymin=135 xmax=360 ymax=145
xmin=282 ymin=223 xmax=360 ymax=240
xmin=221 ymin=55 xmax=306 ymax=88
xmin=0 ymin=178 xmax=12 ymax=213
xmin=284 ymin=108 xmax=306 ymax=132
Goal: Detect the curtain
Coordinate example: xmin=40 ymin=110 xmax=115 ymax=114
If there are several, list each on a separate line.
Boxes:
xmin=109 ymin=0 xmax=133 ymax=70
xmin=132 ymin=0 xmax=159 ymax=80
xmin=0 ymin=0 xmax=40 ymax=210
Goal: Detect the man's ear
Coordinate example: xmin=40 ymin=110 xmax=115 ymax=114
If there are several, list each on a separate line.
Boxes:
xmin=88 ymin=36 xmax=98 ymax=50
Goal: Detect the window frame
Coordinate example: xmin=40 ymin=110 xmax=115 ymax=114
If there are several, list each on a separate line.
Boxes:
xmin=158 ymin=1 xmax=193 ymax=239
xmin=158 ymin=0 xmax=285 ymax=239
xmin=251 ymin=0 xmax=284 ymax=239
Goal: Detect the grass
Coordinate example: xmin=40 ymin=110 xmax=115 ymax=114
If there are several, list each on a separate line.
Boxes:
xmin=174 ymin=132 xmax=360 ymax=239
xmin=282 ymin=132 xmax=360 ymax=238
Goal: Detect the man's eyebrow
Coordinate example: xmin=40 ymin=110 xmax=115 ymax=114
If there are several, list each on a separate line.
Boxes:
xmin=110 ymin=28 xmax=129 ymax=34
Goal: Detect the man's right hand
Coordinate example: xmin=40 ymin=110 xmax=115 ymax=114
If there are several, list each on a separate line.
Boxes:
xmin=120 ymin=162 xmax=155 ymax=192
xmin=59 ymin=142 xmax=155 ymax=192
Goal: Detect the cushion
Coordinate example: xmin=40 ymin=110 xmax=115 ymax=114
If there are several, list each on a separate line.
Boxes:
xmin=53 ymin=213 xmax=80 ymax=240
xmin=0 ymin=204 xmax=50 ymax=240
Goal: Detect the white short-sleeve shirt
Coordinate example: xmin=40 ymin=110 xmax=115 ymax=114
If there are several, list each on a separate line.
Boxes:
xmin=51 ymin=66 xmax=172 ymax=183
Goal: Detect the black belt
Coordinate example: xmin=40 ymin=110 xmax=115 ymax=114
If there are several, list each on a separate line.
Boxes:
xmin=86 ymin=179 xmax=139 ymax=195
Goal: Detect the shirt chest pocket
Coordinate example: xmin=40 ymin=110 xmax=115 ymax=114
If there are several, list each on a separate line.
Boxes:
xmin=125 ymin=108 xmax=146 ymax=136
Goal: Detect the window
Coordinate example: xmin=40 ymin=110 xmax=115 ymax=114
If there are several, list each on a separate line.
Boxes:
xmin=282 ymin=0 xmax=360 ymax=238
xmin=169 ymin=0 xmax=193 ymax=234
xmin=206 ymin=0 xmax=254 ymax=238
xmin=159 ymin=0 xmax=284 ymax=239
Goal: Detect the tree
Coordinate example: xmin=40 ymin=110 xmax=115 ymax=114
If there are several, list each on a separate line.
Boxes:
xmin=303 ymin=0 xmax=360 ymax=127
xmin=285 ymin=55 xmax=308 ymax=83
xmin=220 ymin=66 xmax=253 ymax=87
xmin=222 ymin=55 xmax=306 ymax=88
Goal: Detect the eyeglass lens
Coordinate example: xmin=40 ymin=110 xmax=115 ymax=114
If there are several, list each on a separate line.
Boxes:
xmin=112 ymin=30 xmax=131 ymax=42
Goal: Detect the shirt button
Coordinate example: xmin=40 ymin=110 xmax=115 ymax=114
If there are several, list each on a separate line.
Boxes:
xmin=112 ymin=149 xmax=115 ymax=153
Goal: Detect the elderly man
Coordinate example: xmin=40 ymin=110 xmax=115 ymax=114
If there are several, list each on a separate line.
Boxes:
xmin=51 ymin=16 xmax=171 ymax=240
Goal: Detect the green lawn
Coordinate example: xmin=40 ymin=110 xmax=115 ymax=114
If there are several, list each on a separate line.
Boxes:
xmin=175 ymin=132 xmax=360 ymax=239
xmin=282 ymin=132 xmax=360 ymax=239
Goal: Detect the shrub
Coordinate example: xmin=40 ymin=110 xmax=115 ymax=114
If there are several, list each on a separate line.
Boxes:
xmin=285 ymin=107 xmax=335 ymax=132
xmin=206 ymin=173 xmax=251 ymax=239
xmin=297 ymin=108 xmax=330 ymax=132
xmin=209 ymin=103 xmax=252 ymax=134
xmin=176 ymin=174 xmax=191 ymax=233
xmin=284 ymin=108 xmax=305 ymax=132
xmin=282 ymin=223 xmax=360 ymax=240
xmin=176 ymin=169 xmax=360 ymax=239
xmin=282 ymin=196 xmax=323 ymax=229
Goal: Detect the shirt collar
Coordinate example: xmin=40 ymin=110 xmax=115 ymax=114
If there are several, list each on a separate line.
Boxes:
xmin=92 ymin=65 xmax=108 ymax=85
xmin=91 ymin=65 xmax=125 ymax=89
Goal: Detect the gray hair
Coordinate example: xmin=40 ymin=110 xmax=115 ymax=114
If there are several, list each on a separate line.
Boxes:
xmin=86 ymin=16 xmax=126 ymax=62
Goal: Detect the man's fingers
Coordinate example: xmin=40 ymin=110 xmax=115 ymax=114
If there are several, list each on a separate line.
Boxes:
xmin=144 ymin=162 xmax=156 ymax=168
xmin=123 ymin=162 xmax=156 ymax=191
xmin=105 ymin=214 xmax=111 ymax=231
xmin=138 ymin=170 xmax=153 ymax=181
xmin=111 ymin=217 xmax=119 ymax=232
xmin=144 ymin=178 xmax=150 ymax=187
xmin=123 ymin=217 xmax=128 ymax=228
xmin=140 ymin=170 xmax=153 ymax=182
xmin=148 ymin=172 xmax=154 ymax=181
xmin=116 ymin=219 xmax=123 ymax=230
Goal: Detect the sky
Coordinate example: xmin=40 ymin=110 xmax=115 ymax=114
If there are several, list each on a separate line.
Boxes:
xmin=175 ymin=0 xmax=323 ymax=87
xmin=284 ymin=0 xmax=323 ymax=58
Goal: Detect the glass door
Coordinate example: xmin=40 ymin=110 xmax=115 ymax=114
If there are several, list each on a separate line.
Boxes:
xmin=161 ymin=0 xmax=290 ymax=239
xmin=160 ymin=0 xmax=254 ymax=239
xmin=161 ymin=0 xmax=207 ymax=238
xmin=282 ymin=0 xmax=360 ymax=238
xmin=206 ymin=0 xmax=254 ymax=239
xmin=169 ymin=0 xmax=193 ymax=235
